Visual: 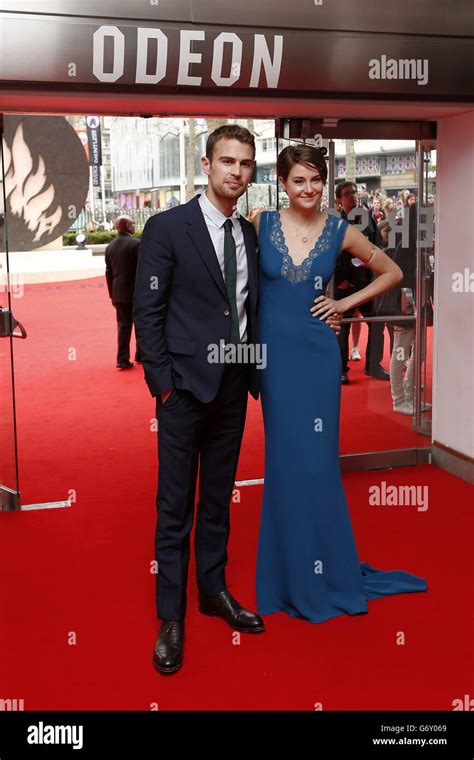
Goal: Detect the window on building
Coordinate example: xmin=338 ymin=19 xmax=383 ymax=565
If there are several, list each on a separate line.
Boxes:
xmin=260 ymin=138 xmax=275 ymax=152
xmin=159 ymin=134 xmax=180 ymax=180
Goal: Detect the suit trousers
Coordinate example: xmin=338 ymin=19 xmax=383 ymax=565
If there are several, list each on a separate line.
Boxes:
xmin=390 ymin=325 xmax=415 ymax=406
xmin=154 ymin=361 xmax=251 ymax=621
xmin=334 ymin=287 xmax=385 ymax=374
xmin=114 ymin=302 xmax=141 ymax=364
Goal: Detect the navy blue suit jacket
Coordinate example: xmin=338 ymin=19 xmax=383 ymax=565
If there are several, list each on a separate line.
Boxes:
xmin=132 ymin=194 xmax=259 ymax=403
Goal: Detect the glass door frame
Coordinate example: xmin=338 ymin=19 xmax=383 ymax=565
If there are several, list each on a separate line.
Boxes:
xmin=0 ymin=113 xmax=21 ymax=510
xmin=413 ymin=139 xmax=435 ymax=438
xmin=274 ymin=120 xmax=434 ymax=471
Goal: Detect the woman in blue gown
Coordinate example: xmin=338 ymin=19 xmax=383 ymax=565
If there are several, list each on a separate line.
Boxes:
xmin=252 ymin=145 xmax=427 ymax=624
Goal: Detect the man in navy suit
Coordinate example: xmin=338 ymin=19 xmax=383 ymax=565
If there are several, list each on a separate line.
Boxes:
xmin=133 ymin=125 xmax=264 ymax=674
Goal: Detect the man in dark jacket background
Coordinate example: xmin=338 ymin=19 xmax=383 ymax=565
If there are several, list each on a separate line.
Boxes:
xmin=105 ymin=215 xmax=142 ymax=369
xmin=334 ymin=181 xmax=389 ymax=383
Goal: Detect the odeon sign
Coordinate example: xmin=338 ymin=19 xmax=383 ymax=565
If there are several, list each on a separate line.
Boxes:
xmin=0 ymin=4 xmax=472 ymax=99
xmin=92 ymin=26 xmax=283 ymax=88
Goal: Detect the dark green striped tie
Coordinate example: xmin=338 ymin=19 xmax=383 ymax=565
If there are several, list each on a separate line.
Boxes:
xmin=223 ymin=218 xmax=240 ymax=345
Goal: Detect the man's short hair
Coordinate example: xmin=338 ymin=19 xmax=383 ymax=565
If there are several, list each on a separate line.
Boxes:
xmin=206 ymin=124 xmax=256 ymax=162
xmin=335 ymin=181 xmax=357 ymax=200
xmin=115 ymin=215 xmax=134 ymax=233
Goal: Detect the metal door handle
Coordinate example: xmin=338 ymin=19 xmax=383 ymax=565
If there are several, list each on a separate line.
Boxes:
xmin=0 ymin=308 xmax=27 ymax=338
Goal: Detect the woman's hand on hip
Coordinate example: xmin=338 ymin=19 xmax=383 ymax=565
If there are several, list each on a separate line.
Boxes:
xmin=310 ymin=295 xmax=347 ymax=333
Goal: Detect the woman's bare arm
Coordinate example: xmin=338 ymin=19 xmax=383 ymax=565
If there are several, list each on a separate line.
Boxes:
xmin=311 ymin=223 xmax=403 ymax=319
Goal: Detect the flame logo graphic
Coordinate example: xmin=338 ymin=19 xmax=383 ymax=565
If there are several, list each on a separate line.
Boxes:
xmin=1 ymin=123 xmax=62 ymax=243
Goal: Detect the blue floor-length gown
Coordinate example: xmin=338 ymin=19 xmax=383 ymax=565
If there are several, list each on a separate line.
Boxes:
xmin=255 ymin=210 xmax=428 ymax=623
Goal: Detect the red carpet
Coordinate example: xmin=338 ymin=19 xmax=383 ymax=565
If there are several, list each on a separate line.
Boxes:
xmin=0 ymin=276 xmax=471 ymax=710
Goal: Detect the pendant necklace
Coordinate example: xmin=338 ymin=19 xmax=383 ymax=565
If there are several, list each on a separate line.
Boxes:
xmin=286 ymin=209 xmax=318 ymax=243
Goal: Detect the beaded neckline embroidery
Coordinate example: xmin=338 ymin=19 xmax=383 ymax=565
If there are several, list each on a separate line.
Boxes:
xmin=270 ymin=211 xmax=333 ymax=284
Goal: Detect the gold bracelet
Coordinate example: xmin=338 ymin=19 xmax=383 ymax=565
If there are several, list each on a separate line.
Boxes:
xmin=366 ymin=247 xmax=377 ymax=263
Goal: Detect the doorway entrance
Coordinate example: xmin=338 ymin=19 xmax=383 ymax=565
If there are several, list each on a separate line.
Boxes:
xmin=0 ymin=112 xmax=436 ymax=509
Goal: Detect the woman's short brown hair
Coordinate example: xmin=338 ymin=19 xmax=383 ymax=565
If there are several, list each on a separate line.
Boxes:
xmin=206 ymin=124 xmax=256 ymax=162
xmin=276 ymin=144 xmax=328 ymax=184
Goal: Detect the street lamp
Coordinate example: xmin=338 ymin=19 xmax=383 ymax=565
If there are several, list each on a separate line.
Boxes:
xmin=75 ymin=233 xmax=88 ymax=250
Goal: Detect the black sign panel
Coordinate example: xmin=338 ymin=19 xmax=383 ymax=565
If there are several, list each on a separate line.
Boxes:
xmin=0 ymin=0 xmax=193 ymax=22
xmin=0 ymin=13 xmax=473 ymax=99
xmin=85 ymin=116 xmax=102 ymax=166
xmin=1 ymin=0 xmax=472 ymax=35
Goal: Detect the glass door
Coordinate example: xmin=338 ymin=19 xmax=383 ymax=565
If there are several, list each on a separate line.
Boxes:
xmin=0 ymin=113 xmax=21 ymax=510
xmin=274 ymin=119 xmax=435 ymax=470
xmin=331 ymin=136 xmax=433 ymax=468
xmin=413 ymin=140 xmax=435 ymax=436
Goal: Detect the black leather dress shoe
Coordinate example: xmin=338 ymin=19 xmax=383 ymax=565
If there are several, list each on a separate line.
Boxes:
xmin=364 ymin=365 xmax=390 ymax=380
xmin=152 ymin=619 xmax=184 ymax=674
xmin=116 ymin=361 xmax=133 ymax=369
xmin=199 ymin=590 xmax=265 ymax=633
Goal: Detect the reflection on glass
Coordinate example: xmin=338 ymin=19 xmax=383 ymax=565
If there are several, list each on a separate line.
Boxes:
xmin=0 ymin=131 xmax=20 ymax=503
xmin=334 ymin=139 xmax=434 ymax=455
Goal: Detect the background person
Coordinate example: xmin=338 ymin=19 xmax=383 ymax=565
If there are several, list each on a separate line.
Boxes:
xmin=105 ymin=215 xmax=142 ymax=369
xmin=333 ymin=181 xmax=389 ymax=383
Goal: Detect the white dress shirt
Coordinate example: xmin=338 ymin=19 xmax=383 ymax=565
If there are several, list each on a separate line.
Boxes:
xmin=198 ymin=190 xmax=249 ymax=342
